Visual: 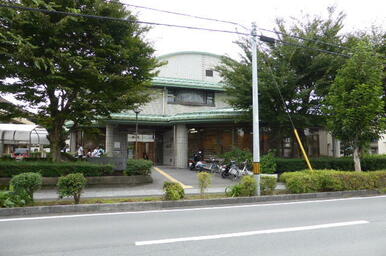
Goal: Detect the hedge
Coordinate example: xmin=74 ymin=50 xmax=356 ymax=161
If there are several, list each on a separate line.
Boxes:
xmin=124 ymin=159 xmax=153 ymax=176
xmin=280 ymin=170 xmax=386 ymax=194
xmin=0 ymin=161 xmax=114 ymax=177
xmin=276 ymin=156 xmax=386 ymax=173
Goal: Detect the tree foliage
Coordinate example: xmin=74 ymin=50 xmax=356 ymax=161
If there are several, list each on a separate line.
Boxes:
xmin=0 ymin=0 xmax=160 ymax=161
xmin=217 ymin=7 xmax=346 ymax=155
xmin=324 ymin=40 xmax=385 ymax=171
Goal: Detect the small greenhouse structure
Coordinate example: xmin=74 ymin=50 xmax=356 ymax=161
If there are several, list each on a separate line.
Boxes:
xmin=0 ymin=124 xmax=49 ymax=155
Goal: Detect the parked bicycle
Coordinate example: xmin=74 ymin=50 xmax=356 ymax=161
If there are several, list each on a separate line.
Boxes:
xmin=221 ymin=160 xmax=253 ymax=180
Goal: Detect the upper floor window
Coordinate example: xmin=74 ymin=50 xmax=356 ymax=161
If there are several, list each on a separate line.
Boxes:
xmin=205 ymin=70 xmax=214 ymax=77
xmin=167 ymin=89 xmax=215 ymax=106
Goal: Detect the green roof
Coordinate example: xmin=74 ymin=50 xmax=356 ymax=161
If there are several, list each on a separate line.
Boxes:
xmin=65 ymin=108 xmax=246 ymax=127
xmin=108 ymin=108 xmax=245 ymax=124
xmin=152 ymin=77 xmax=225 ymax=91
xmin=158 ymin=51 xmax=223 ymax=60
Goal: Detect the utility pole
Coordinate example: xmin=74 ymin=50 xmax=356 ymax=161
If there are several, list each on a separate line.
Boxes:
xmin=251 ymin=23 xmax=261 ymax=196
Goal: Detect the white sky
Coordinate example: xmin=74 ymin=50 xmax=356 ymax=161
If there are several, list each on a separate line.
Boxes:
xmin=123 ymin=0 xmax=385 ymax=59
xmin=2 ymin=0 xmax=385 ymax=104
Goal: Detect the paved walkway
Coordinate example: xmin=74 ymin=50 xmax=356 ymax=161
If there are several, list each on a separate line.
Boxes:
xmin=34 ymin=166 xmax=284 ymax=200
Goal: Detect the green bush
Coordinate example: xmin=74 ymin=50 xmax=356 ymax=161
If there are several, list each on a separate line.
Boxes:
xmin=226 ymin=175 xmax=257 ymax=197
xmin=10 ymin=172 xmax=42 ymax=202
xmin=220 ymin=148 xmax=252 ymax=165
xmin=282 ymin=170 xmax=386 ymax=194
xmin=0 ymin=190 xmax=27 ymax=208
xmin=261 ymin=152 xmax=277 ymax=174
xmin=0 ymin=154 xmax=12 ymax=161
xmin=261 ymin=176 xmax=277 ymax=195
xmin=163 ymin=182 xmax=185 ymax=200
xmin=124 ymin=159 xmax=153 ymax=176
xmin=197 ymin=172 xmax=212 ymax=197
xmin=276 ymin=156 xmax=386 ymax=173
xmin=57 ymin=173 xmax=87 ymax=204
xmin=0 ymin=161 xmax=113 ymax=177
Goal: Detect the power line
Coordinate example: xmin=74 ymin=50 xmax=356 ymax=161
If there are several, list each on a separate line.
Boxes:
xmin=258 ymin=27 xmax=352 ymax=52
xmin=0 ymin=4 xmax=248 ymax=36
xmin=118 ymin=2 xmax=250 ymax=31
xmin=277 ymin=39 xmax=351 ymax=58
xmin=255 ymin=40 xmax=296 ymax=129
xmin=0 ymin=4 xmax=364 ymax=58
xmin=119 ymin=2 xmax=354 ymax=53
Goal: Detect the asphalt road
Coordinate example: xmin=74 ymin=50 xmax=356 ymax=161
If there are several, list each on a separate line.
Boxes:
xmin=1 ymin=195 xmax=385 ymax=256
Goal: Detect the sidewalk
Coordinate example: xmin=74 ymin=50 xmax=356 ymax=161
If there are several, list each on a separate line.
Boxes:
xmin=34 ymin=166 xmax=286 ymax=200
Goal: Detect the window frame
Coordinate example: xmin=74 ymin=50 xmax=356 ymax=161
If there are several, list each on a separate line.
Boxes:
xmin=167 ymin=88 xmax=215 ymax=106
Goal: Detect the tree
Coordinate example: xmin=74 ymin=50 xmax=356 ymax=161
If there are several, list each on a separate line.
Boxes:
xmin=324 ymin=40 xmax=385 ymax=171
xmin=0 ymin=0 xmax=160 ymax=161
xmin=217 ymin=7 xmax=345 ymax=156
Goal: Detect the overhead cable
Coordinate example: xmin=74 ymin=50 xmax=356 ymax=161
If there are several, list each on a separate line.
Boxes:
xmin=0 ymin=4 xmax=375 ymax=58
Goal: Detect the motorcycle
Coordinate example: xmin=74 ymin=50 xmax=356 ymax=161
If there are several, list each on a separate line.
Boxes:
xmin=189 ymin=157 xmax=221 ymax=172
xmin=221 ymin=160 xmax=238 ymax=179
xmin=188 ymin=150 xmax=204 ymax=171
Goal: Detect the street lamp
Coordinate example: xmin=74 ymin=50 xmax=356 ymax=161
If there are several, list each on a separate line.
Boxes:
xmin=133 ymin=106 xmax=142 ymax=159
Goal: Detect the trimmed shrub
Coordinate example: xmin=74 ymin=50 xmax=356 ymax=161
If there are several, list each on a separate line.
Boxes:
xmin=261 ymin=152 xmax=277 ymax=174
xmin=276 ymin=156 xmax=386 ymax=173
xmin=57 ymin=173 xmax=87 ymax=204
xmin=0 ymin=190 xmax=27 ymax=208
xmin=197 ymin=172 xmax=212 ymax=197
xmin=0 ymin=161 xmax=113 ymax=177
xmin=226 ymin=175 xmax=257 ymax=197
xmin=261 ymin=176 xmax=277 ymax=195
xmin=124 ymin=159 xmax=153 ymax=176
xmin=163 ymin=182 xmax=184 ymax=200
xmin=10 ymin=172 xmax=42 ymax=202
xmin=282 ymin=170 xmax=386 ymax=194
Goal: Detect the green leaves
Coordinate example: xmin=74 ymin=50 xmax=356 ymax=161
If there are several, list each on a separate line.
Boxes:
xmin=0 ymin=0 xmax=160 ymax=161
xmin=217 ymin=8 xmax=346 ymax=155
xmin=324 ymin=40 xmax=385 ymax=165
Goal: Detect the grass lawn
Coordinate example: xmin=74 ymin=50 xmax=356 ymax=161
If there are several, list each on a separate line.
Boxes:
xmin=33 ymin=194 xmax=229 ymax=207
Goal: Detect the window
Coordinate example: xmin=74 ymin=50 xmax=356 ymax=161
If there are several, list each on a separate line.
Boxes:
xmin=205 ymin=70 xmax=213 ymax=77
xmin=167 ymin=89 xmax=215 ymax=106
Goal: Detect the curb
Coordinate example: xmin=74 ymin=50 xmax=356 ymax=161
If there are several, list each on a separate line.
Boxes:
xmin=0 ymin=190 xmax=381 ymax=217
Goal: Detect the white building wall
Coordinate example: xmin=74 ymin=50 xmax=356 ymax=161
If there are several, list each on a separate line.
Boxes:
xmin=158 ymin=52 xmax=222 ymax=83
xmin=140 ymin=88 xmax=165 ymax=115
xmin=377 ymin=134 xmax=386 ymax=155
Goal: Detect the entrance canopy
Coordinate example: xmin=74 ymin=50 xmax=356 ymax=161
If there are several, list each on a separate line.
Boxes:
xmin=0 ymin=124 xmax=49 ymax=145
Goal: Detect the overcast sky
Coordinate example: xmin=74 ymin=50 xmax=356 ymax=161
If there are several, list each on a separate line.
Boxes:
xmin=2 ymin=0 xmax=385 ymax=104
xmin=123 ymin=0 xmax=385 ymax=59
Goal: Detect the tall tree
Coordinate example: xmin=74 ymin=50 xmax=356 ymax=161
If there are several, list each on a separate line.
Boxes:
xmin=324 ymin=40 xmax=385 ymax=171
xmin=217 ymin=7 xmax=345 ymax=156
xmin=0 ymin=0 xmax=160 ymax=161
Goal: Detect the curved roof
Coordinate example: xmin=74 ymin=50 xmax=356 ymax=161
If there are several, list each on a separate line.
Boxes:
xmin=152 ymin=77 xmax=225 ymax=91
xmin=0 ymin=124 xmax=49 ymax=145
xmin=108 ymin=108 xmax=246 ymax=125
xmin=158 ymin=51 xmax=223 ymax=60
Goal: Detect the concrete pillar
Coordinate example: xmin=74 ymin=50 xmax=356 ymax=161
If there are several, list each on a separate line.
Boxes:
xmin=0 ymin=131 xmax=3 ymax=156
xmin=175 ymin=124 xmax=188 ymax=168
xmin=118 ymin=132 xmax=128 ymax=158
xmin=105 ymin=124 xmax=114 ymax=156
xmin=333 ymin=138 xmax=341 ymax=157
xmin=69 ymin=131 xmax=76 ymax=153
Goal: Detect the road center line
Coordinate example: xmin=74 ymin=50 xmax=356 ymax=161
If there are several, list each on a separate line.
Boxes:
xmin=135 ymin=220 xmax=369 ymax=246
xmin=153 ymin=167 xmax=193 ymax=189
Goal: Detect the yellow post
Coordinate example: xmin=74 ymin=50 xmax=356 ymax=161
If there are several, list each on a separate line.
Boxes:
xmin=253 ymin=162 xmax=261 ymax=174
xmin=293 ymin=129 xmax=313 ymax=171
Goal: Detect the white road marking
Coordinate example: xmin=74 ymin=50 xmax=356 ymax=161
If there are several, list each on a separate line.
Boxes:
xmin=0 ymin=195 xmax=385 ymax=222
xmin=135 ymin=220 xmax=369 ymax=246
